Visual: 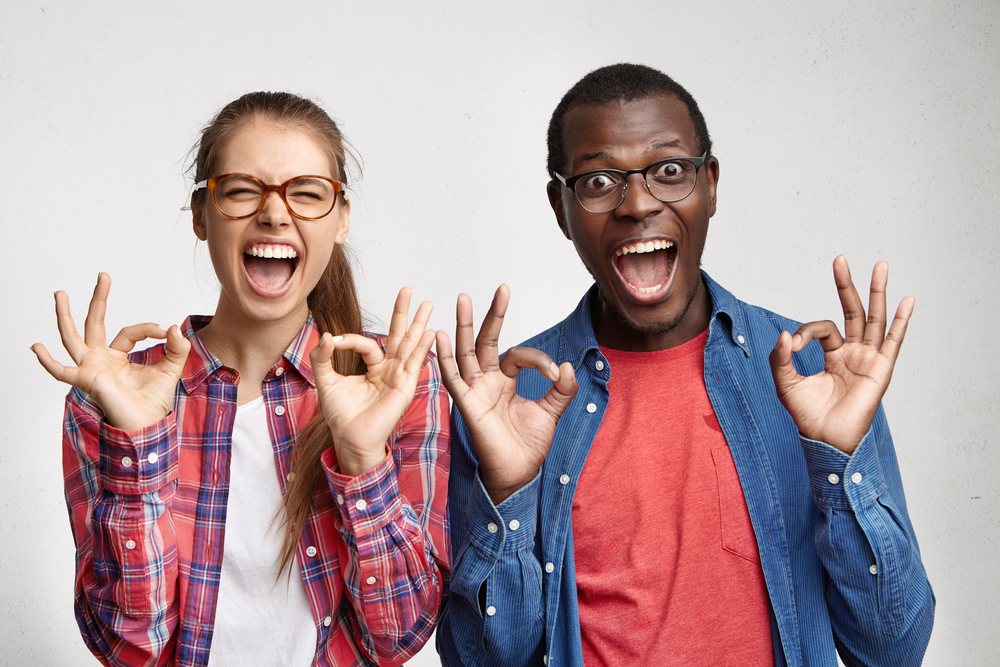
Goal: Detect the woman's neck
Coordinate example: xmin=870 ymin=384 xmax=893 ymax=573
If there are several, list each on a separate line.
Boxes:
xmin=197 ymin=301 xmax=309 ymax=406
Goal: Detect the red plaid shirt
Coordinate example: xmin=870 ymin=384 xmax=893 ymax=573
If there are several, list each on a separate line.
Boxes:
xmin=62 ymin=315 xmax=450 ymax=667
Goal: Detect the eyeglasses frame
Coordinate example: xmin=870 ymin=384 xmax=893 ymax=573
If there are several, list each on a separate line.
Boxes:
xmin=554 ymin=151 xmax=708 ymax=213
xmin=193 ymin=173 xmax=345 ymax=221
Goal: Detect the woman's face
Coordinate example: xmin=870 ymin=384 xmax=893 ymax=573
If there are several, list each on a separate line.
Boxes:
xmin=193 ymin=118 xmax=350 ymax=328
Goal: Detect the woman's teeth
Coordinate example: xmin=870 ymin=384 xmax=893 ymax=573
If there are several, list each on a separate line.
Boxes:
xmin=246 ymin=244 xmax=298 ymax=259
xmin=615 ymin=239 xmax=674 ymax=256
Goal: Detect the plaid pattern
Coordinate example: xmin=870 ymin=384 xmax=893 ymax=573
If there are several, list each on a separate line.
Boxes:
xmin=62 ymin=315 xmax=450 ymax=667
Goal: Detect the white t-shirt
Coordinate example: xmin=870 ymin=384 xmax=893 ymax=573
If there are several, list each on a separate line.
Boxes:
xmin=207 ymin=397 xmax=317 ymax=666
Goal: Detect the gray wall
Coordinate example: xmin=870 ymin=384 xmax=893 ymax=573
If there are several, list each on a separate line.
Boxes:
xmin=2 ymin=1 xmax=997 ymax=664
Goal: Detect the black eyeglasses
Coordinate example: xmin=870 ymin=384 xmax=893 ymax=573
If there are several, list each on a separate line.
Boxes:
xmin=193 ymin=174 xmax=344 ymax=220
xmin=554 ymin=152 xmax=707 ymax=213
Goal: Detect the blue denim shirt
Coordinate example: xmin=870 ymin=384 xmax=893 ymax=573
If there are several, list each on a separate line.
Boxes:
xmin=438 ymin=273 xmax=934 ymax=667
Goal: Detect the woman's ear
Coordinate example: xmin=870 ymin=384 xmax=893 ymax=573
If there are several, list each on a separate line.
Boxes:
xmin=192 ymin=198 xmax=207 ymax=240
xmin=334 ymin=194 xmax=350 ymax=245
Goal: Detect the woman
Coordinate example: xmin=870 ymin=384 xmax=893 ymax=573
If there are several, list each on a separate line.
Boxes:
xmin=31 ymin=92 xmax=449 ymax=667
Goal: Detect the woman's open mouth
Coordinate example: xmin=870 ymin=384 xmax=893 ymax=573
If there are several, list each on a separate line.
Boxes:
xmin=243 ymin=243 xmax=300 ymax=296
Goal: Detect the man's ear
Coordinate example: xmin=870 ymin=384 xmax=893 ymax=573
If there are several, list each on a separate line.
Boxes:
xmin=547 ymin=181 xmax=571 ymax=240
xmin=706 ymin=156 xmax=720 ymax=218
xmin=192 ymin=198 xmax=207 ymax=240
xmin=334 ymin=194 xmax=351 ymax=245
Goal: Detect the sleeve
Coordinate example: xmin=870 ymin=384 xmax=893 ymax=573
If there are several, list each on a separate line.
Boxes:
xmin=436 ymin=408 xmax=546 ymax=667
xmin=321 ymin=352 xmax=451 ymax=665
xmin=62 ymin=388 xmax=181 ymax=667
xmin=801 ymin=405 xmax=935 ymax=665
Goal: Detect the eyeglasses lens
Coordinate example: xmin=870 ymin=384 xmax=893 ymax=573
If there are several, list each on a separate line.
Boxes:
xmin=213 ymin=176 xmax=337 ymax=219
xmin=577 ymin=160 xmax=698 ymax=213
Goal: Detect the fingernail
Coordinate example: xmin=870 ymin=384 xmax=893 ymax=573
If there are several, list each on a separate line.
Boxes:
xmin=330 ymin=335 xmax=344 ymax=344
xmin=318 ymin=334 xmax=326 ymax=348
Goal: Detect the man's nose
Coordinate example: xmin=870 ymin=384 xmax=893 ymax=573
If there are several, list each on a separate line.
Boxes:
xmin=614 ymin=173 xmax=663 ymax=221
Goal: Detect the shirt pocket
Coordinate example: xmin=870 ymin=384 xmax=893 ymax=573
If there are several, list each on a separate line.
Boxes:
xmin=711 ymin=446 xmax=762 ymax=565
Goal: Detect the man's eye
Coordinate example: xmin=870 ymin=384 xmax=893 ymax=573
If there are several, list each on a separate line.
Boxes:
xmin=580 ymin=173 xmax=619 ymax=192
xmin=650 ymin=161 xmax=687 ymax=181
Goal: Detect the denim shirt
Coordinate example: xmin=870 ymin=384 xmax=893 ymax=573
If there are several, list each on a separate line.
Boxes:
xmin=438 ymin=273 xmax=934 ymax=667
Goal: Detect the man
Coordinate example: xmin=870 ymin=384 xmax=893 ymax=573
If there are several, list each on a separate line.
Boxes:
xmin=435 ymin=63 xmax=933 ymax=667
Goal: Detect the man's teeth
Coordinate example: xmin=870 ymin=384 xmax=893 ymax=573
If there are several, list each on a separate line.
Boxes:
xmin=627 ymin=282 xmax=664 ymax=294
xmin=247 ymin=245 xmax=298 ymax=259
xmin=615 ymin=239 xmax=674 ymax=256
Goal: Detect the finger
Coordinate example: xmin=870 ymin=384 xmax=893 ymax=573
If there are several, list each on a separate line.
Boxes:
xmin=395 ymin=300 xmax=434 ymax=362
xmin=864 ymin=261 xmax=889 ymax=347
xmin=453 ymin=293 xmax=483 ymax=380
xmin=30 ymin=343 xmax=79 ymax=386
xmin=435 ymin=330 xmax=471 ymax=397
xmin=384 ymin=287 xmax=413 ymax=356
xmin=878 ymin=296 xmax=914 ymax=364
xmin=535 ymin=361 xmax=579 ymax=421
xmin=475 ymin=285 xmax=511 ymax=373
xmin=497 ymin=346 xmax=561 ymax=381
xmin=791 ymin=320 xmax=845 ymax=353
xmin=833 ymin=256 xmax=866 ymax=343
xmin=83 ymin=273 xmax=112 ymax=348
xmin=768 ymin=330 xmax=803 ymax=394
xmin=401 ymin=328 xmax=437 ymax=379
xmin=109 ymin=323 xmax=169 ymax=353
xmin=54 ymin=291 xmax=88 ymax=364
xmin=329 ymin=332 xmax=386 ymax=368
xmin=160 ymin=325 xmax=192 ymax=371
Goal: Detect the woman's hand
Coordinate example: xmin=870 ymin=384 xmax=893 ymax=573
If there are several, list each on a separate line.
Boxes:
xmin=769 ymin=256 xmax=913 ymax=455
xmin=31 ymin=273 xmax=190 ymax=432
xmin=311 ymin=287 xmax=436 ymax=478
xmin=435 ymin=285 xmax=578 ymax=505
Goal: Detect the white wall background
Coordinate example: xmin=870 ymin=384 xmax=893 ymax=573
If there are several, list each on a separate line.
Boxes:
xmin=2 ymin=1 xmax=997 ymax=665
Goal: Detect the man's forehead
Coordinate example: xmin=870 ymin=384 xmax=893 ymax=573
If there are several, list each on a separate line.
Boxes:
xmin=561 ymin=95 xmax=698 ymax=168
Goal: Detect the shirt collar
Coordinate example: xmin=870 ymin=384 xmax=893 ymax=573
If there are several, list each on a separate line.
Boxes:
xmin=178 ymin=313 xmax=320 ymax=393
xmin=562 ymin=271 xmax=747 ymax=360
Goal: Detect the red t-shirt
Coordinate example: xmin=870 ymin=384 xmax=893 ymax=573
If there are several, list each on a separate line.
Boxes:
xmin=572 ymin=330 xmax=773 ymax=666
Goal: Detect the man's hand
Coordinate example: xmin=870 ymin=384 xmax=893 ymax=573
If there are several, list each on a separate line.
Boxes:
xmin=769 ymin=256 xmax=913 ymax=454
xmin=436 ymin=285 xmax=578 ymax=505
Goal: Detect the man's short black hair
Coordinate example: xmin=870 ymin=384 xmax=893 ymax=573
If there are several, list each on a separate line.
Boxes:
xmin=546 ymin=63 xmax=713 ymax=179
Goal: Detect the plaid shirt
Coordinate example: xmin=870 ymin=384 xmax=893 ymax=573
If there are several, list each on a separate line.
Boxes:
xmin=62 ymin=315 xmax=450 ymax=667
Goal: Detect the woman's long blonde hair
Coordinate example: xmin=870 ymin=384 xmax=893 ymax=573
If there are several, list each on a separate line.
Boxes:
xmin=190 ymin=92 xmax=367 ymax=574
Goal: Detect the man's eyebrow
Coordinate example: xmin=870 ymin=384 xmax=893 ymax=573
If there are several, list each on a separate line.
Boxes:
xmin=647 ymin=140 xmax=683 ymax=153
xmin=576 ymin=140 xmax=687 ymax=169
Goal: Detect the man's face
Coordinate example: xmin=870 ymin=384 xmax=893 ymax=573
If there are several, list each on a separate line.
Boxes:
xmin=548 ymin=94 xmax=719 ymax=351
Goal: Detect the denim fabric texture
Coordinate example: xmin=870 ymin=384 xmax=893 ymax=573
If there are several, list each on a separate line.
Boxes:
xmin=438 ymin=272 xmax=934 ymax=667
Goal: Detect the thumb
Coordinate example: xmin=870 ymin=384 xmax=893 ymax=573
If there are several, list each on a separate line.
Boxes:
xmin=537 ymin=361 xmax=579 ymax=421
xmin=163 ymin=325 xmax=191 ymax=371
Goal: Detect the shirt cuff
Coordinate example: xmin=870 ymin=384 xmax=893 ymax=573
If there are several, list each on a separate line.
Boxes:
xmin=802 ymin=426 xmax=887 ymax=511
xmin=97 ymin=414 xmax=179 ymax=495
xmin=323 ymin=448 xmax=402 ymax=540
xmin=465 ymin=469 xmax=540 ymax=555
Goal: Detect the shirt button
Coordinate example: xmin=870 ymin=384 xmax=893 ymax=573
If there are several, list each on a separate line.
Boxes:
xmin=509 ymin=519 xmax=520 ymax=531
xmin=559 ymin=474 xmax=570 ymax=485
xmin=545 ymin=562 xmax=554 ymax=573
xmin=147 ymin=452 xmax=159 ymax=465
xmin=586 ymin=403 xmax=597 ymax=413
xmin=306 ymin=546 xmax=317 ymax=557
xmin=486 ymin=605 xmax=497 ymax=616
xmin=355 ymin=499 xmax=367 ymax=511
xmin=827 ymin=473 xmax=840 ymax=485
xmin=125 ymin=539 xmax=136 ymax=550
xmin=366 ymin=576 xmax=377 ymax=585
xmin=487 ymin=522 xmax=498 ymax=533
xmin=275 ymin=366 xmax=284 ymax=377
xmin=851 ymin=472 xmax=864 ymax=484
xmin=274 ymin=405 xmax=286 ymax=416
xmin=287 ymin=472 xmax=296 ymax=482
xmin=336 ymin=494 xmax=344 ymax=504
xmin=869 ymin=564 xmax=878 ymax=575
xmin=737 ymin=335 xmax=746 ymax=344
xmin=323 ymin=616 xmax=332 ymax=627
xmin=595 ymin=360 xmax=605 ymax=371
xmin=121 ymin=457 xmax=133 ymax=468
xmin=543 ymin=656 xmax=548 ymax=665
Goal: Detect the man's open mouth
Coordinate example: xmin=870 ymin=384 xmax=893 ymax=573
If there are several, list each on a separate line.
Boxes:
xmin=612 ymin=239 xmax=676 ymax=295
xmin=243 ymin=243 xmax=299 ymax=293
